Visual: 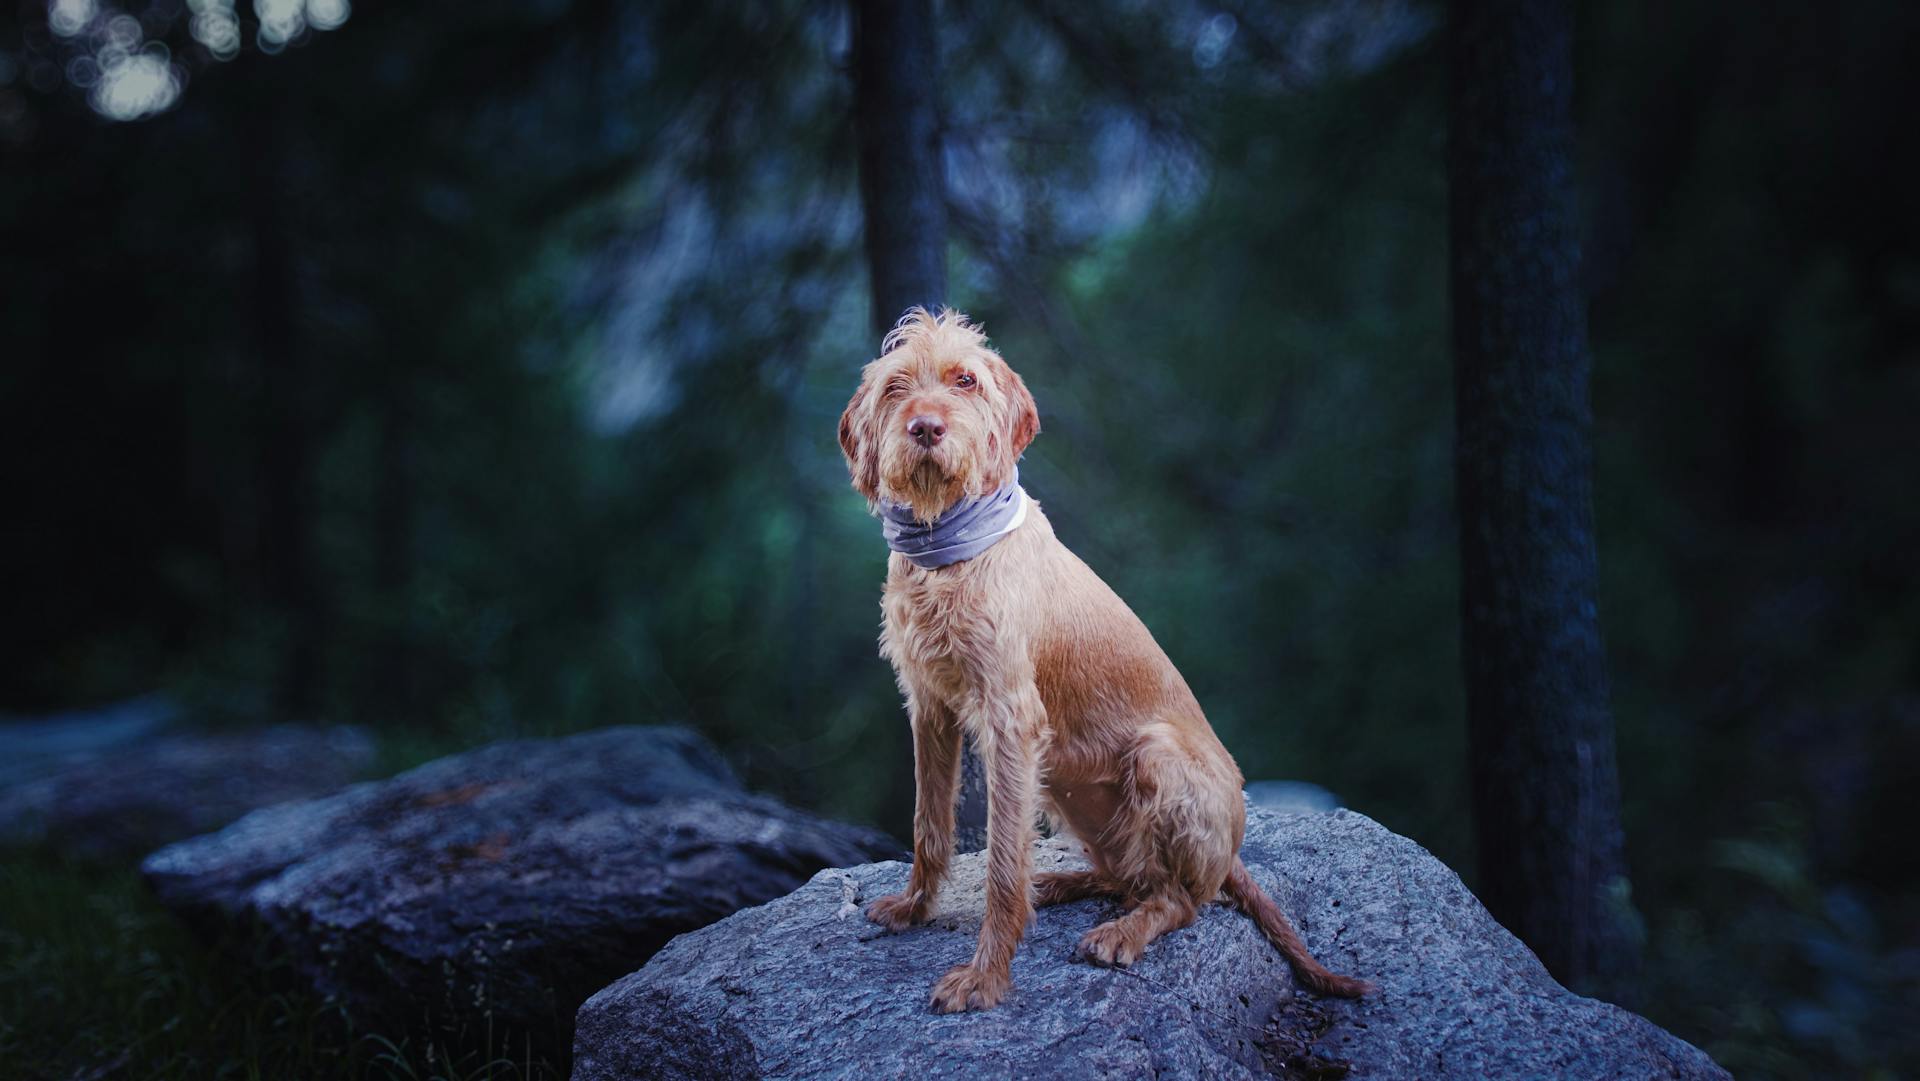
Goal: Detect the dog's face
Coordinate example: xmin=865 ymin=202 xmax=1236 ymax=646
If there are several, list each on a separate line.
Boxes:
xmin=839 ymin=309 xmax=1039 ymax=523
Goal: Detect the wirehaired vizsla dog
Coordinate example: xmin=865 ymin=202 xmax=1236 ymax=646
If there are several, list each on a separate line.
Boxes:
xmin=838 ymin=308 xmax=1371 ymax=1013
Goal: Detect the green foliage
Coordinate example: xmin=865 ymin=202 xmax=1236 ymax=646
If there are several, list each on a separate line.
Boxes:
xmin=1640 ymin=809 xmax=1920 ymax=1080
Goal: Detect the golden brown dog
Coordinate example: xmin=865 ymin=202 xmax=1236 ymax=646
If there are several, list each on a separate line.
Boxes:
xmin=839 ymin=308 xmax=1371 ymax=1012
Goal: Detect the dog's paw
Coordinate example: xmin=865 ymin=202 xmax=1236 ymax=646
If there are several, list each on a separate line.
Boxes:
xmin=864 ymin=890 xmax=929 ymax=931
xmin=929 ymin=963 xmax=1009 ymax=1013
xmin=1073 ymin=920 xmax=1141 ymax=968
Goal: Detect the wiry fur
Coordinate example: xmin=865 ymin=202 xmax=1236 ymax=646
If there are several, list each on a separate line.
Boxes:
xmin=841 ymin=308 xmax=1371 ymax=1013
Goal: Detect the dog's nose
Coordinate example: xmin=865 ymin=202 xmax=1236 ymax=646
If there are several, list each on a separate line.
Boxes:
xmin=906 ymin=415 xmax=946 ymax=448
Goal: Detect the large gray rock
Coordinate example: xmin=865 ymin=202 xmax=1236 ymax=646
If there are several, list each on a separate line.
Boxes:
xmin=575 ymin=807 xmax=1727 ymax=1081
xmin=0 ymin=712 xmax=375 ymax=862
xmin=142 ymin=726 xmax=901 ymax=1051
xmin=0 ymin=694 xmax=178 ymax=789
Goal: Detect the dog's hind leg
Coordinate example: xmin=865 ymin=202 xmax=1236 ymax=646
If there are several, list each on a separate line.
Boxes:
xmin=1033 ymin=869 xmax=1119 ymax=907
xmin=1073 ymin=890 xmax=1199 ymax=967
xmin=1073 ymin=721 xmax=1237 ymax=967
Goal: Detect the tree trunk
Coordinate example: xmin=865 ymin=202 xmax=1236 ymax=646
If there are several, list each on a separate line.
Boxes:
xmin=853 ymin=0 xmax=947 ymax=326
xmin=1448 ymin=0 xmax=1636 ymax=991
xmin=851 ymin=0 xmax=985 ymax=851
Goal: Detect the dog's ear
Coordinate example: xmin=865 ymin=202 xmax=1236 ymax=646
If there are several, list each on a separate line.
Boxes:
xmin=839 ymin=380 xmax=881 ymax=502
xmin=1002 ymin=361 xmax=1040 ymax=458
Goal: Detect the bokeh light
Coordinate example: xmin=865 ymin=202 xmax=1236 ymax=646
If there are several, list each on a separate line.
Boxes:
xmin=48 ymin=0 xmax=99 ymax=38
xmin=188 ymin=0 xmax=242 ymax=61
xmin=89 ymin=47 xmax=180 ymax=120
xmin=306 ymin=0 xmax=350 ymax=33
xmin=255 ymin=0 xmax=305 ymax=49
xmin=105 ymin=12 xmax=143 ymax=48
xmin=44 ymin=0 xmax=350 ymax=117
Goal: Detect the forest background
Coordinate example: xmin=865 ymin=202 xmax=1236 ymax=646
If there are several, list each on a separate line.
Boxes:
xmin=2 ymin=1 xmax=1917 ymax=1078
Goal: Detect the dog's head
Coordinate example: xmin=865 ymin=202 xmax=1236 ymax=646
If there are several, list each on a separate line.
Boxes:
xmin=839 ymin=308 xmax=1039 ymax=522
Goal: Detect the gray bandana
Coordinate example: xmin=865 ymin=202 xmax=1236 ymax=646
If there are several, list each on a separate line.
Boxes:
xmin=879 ymin=469 xmax=1030 ymax=569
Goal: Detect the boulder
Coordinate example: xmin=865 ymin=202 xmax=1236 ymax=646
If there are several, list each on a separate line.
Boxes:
xmin=0 ymin=694 xmax=177 ymax=789
xmin=0 ymin=712 xmax=375 ymax=862
xmin=142 ymin=726 xmax=901 ymax=1051
xmin=575 ymin=806 xmax=1728 ymax=1081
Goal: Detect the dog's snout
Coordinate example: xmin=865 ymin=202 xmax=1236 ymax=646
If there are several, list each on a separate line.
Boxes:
xmin=907 ymin=414 xmax=946 ymax=448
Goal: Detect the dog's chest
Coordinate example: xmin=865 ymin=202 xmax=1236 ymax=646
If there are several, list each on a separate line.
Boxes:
xmin=880 ymin=571 xmax=1008 ymax=694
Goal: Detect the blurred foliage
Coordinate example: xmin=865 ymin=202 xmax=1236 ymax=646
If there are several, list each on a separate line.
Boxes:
xmin=2 ymin=0 xmax=1918 ymax=1077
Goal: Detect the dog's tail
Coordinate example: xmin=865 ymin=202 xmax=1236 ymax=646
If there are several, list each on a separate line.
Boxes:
xmin=1221 ymin=857 xmax=1374 ymax=998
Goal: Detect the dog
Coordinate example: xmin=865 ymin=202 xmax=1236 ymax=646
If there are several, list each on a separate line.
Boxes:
xmin=839 ymin=308 xmax=1371 ymax=1013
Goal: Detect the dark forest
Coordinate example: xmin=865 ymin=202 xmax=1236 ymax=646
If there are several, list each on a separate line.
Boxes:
xmin=2 ymin=1 xmax=1916 ymax=1078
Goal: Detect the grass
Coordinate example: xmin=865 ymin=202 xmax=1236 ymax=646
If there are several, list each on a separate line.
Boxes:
xmin=0 ymin=847 xmax=565 ymax=1081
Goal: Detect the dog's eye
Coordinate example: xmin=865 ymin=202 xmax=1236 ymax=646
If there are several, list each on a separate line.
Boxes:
xmin=955 ymin=372 xmax=977 ymax=389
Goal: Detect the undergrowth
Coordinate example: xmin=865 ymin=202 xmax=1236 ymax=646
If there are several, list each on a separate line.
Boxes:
xmin=0 ymin=848 xmax=563 ymax=1081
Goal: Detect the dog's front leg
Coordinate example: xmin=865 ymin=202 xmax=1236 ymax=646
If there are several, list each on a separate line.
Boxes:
xmin=930 ymin=684 xmax=1042 ymax=1013
xmin=866 ymin=692 xmax=962 ymax=929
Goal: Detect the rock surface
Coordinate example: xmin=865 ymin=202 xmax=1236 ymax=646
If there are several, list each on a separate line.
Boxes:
xmin=575 ymin=807 xmax=1728 ymax=1081
xmin=0 ymin=711 xmax=375 ymax=862
xmin=142 ymin=726 xmax=901 ymax=1050
xmin=0 ymin=694 xmax=178 ymax=789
